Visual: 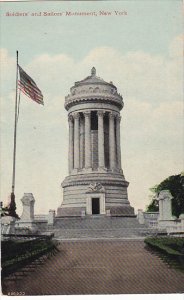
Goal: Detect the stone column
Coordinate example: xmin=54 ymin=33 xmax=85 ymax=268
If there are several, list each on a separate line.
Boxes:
xmin=97 ymin=110 xmax=105 ymax=170
xmin=84 ymin=111 xmax=92 ymax=169
xmin=80 ymin=117 xmax=84 ymax=169
xmin=116 ymin=115 xmax=122 ymax=171
xmin=68 ymin=114 xmax=74 ymax=173
xmin=109 ymin=112 xmax=116 ymax=170
xmin=73 ymin=112 xmax=80 ymax=170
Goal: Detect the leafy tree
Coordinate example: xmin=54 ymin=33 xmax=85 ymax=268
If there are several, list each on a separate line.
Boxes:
xmin=146 ymin=192 xmax=159 ymax=212
xmin=146 ymin=172 xmax=184 ymax=218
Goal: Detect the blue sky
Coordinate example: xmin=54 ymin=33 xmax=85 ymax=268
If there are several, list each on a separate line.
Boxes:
xmin=0 ymin=0 xmax=183 ymax=215
xmin=1 ymin=1 xmax=182 ymax=61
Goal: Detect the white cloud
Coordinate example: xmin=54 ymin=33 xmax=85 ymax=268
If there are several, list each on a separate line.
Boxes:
xmin=0 ymin=49 xmax=16 ymax=95
xmin=0 ymin=35 xmax=183 ymax=214
xmin=169 ymin=34 xmax=183 ymax=58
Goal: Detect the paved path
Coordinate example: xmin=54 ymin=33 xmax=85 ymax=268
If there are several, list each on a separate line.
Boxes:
xmin=2 ymin=240 xmax=184 ymax=295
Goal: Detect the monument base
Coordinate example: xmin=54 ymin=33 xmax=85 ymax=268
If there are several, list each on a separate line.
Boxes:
xmin=57 ymin=206 xmax=135 ymax=217
xmin=58 ymin=172 xmax=135 ymax=217
xmin=1 ymin=216 xmax=16 ymax=235
xmin=15 ymin=220 xmax=38 ymax=234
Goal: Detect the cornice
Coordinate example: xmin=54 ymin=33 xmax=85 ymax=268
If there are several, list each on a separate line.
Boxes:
xmin=62 ymin=178 xmax=129 ymax=188
xmin=65 ymin=94 xmax=123 ymax=110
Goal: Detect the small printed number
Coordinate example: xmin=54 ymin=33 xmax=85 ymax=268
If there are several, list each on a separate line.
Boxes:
xmin=8 ymin=291 xmax=25 ymax=296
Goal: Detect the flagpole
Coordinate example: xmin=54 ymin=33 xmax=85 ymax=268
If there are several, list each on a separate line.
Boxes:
xmin=10 ymin=50 xmax=19 ymax=218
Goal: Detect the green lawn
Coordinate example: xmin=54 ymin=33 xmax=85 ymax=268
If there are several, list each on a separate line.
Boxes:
xmin=1 ymin=238 xmax=58 ymax=277
xmin=144 ymin=236 xmax=184 ymax=270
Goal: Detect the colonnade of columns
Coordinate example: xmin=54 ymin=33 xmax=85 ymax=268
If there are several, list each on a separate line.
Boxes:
xmin=68 ymin=110 xmax=122 ymax=173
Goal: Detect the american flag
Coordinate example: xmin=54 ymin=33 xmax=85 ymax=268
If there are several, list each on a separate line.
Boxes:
xmin=18 ymin=65 xmax=44 ymax=105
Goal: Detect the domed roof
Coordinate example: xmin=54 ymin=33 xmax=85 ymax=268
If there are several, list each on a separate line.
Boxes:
xmin=65 ymin=68 xmax=123 ymax=111
xmin=74 ymin=67 xmax=115 ymax=87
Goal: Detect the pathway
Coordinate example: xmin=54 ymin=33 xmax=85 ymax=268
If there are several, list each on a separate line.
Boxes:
xmin=2 ymin=239 xmax=184 ymax=295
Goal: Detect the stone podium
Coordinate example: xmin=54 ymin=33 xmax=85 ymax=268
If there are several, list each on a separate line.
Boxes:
xmin=1 ymin=216 xmax=16 ymax=235
xmin=158 ymin=190 xmax=175 ymax=228
xmin=16 ymin=193 xmax=38 ymax=232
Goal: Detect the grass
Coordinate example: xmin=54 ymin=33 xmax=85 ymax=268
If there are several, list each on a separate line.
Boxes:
xmin=1 ymin=238 xmax=58 ymax=277
xmin=144 ymin=237 xmax=184 ymax=255
xmin=144 ymin=236 xmax=184 ymax=270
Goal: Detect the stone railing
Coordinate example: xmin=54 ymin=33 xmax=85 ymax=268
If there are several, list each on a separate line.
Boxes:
xmin=137 ymin=209 xmax=159 ymax=227
xmin=34 ymin=214 xmax=48 ymax=221
xmin=164 ymin=219 xmax=184 ymax=235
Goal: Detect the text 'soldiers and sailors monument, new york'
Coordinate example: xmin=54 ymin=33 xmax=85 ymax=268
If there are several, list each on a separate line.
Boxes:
xmin=57 ymin=67 xmax=135 ymax=217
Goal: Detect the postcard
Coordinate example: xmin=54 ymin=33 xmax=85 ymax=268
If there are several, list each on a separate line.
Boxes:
xmin=0 ymin=0 xmax=183 ymax=298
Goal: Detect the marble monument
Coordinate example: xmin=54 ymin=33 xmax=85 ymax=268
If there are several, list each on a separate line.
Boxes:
xmin=57 ymin=68 xmax=134 ymax=217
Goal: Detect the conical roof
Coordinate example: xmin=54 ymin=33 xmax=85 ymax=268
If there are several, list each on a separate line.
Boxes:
xmin=75 ymin=67 xmax=115 ymax=87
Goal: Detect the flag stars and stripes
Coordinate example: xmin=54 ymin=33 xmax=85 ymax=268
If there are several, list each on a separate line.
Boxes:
xmin=18 ymin=65 xmax=44 ymax=105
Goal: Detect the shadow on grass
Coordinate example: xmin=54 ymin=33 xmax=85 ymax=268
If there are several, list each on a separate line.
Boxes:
xmin=144 ymin=236 xmax=184 ymax=272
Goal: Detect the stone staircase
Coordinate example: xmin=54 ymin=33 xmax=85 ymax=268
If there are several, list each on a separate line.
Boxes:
xmin=53 ymin=216 xmax=157 ymax=240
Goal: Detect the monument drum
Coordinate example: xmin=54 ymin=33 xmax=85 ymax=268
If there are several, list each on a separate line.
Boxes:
xmin=57 ymin=68 xmax=134 ymax=217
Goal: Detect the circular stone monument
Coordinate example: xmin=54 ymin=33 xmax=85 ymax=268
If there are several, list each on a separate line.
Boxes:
xmin=57 ymin=68 xmax=134 ymax=217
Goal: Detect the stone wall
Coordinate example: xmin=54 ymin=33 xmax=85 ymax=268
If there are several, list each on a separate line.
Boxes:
xmin=137 ymin=210 xmax=159 ymax=228
xmin=137 ymin=190 xmax=184 ymax=234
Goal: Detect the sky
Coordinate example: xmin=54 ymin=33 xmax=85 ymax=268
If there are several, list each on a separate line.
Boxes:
xmin=0 ymin=0 xmax=183 ymax=216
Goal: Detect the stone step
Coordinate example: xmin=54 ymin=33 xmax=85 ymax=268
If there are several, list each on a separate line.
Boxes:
xmin=53 ymin=228 xmax=153 ymax=239
xmin=53 ymin=216 xmax=157 ymax=239
xmin=54 ymin=216 xmax=146 ymax=230
xmin=54 ymin=216 xmax=156 ymax=240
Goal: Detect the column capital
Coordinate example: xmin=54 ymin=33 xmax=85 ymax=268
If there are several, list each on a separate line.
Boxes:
xmin=84 ymin=111 xmax=91 ymax=118
xmin=116 ymin=114 xmax=121 ymax=122
xmin=68 ymin=114 xmax=73 ymax=123
xmin=97 ymin=110 xmax=105 ymax=117
xmin=73 ymin=112 xmax=80 ymax=120
xmin=109 ymin=112 xmax=117 ymax=120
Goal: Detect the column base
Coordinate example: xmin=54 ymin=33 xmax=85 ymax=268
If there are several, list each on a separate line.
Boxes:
xmin=110 ymin=167 xmax=119 ymax=173
xmin=71 ymin=168 xmax=79 ymax=175
xmin=109 ymin=167 xmax=123 ymax=174
xmin=118 ymin=168 xmax=124 ymax=175
xmin=98 ymin=167 xmax=107 ymax=173
xmin=83 ymin=167 xmax=93 ymax=173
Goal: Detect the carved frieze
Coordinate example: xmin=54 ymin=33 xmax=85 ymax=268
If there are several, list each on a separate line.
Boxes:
xmin=87 ymin=182 xmax=105 ymax=193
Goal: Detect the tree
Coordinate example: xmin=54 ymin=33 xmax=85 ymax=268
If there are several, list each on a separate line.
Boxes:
xmin=146 ymin=192 xmax=159 ymax=212
xmin=146 ymin=172 xmax=184 ymax=218
xmin=1 ymin=193 xmax=19 ymax=219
